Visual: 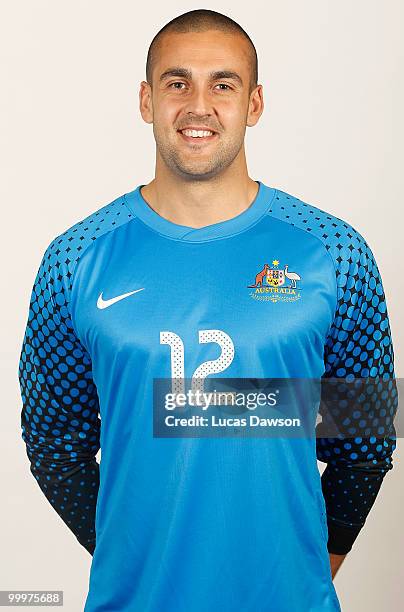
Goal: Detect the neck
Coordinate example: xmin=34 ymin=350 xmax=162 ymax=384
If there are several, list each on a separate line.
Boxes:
xmin=140 ymin=168 xmax=259 ymax=229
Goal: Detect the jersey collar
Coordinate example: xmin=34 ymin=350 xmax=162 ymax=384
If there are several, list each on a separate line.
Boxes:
xmin=123 ymin=180 xmax=276 ymax=242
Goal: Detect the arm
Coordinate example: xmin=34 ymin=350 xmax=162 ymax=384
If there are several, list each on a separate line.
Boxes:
xmin=316 ymin=234 xmax=398 ymax=562
xmin=18 ymin=238 xmax=100 ymax=555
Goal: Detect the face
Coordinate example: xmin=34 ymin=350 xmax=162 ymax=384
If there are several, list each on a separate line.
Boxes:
xmin=139 ymin=30 xmax=264 ymax=181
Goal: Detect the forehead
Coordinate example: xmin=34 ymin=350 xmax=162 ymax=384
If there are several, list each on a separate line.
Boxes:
xmin=154 ymin=30 xmax=251 ymax=77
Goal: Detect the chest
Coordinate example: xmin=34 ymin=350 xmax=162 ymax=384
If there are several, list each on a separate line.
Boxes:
xmin=71 ymin=229 xmax=336 ymax=380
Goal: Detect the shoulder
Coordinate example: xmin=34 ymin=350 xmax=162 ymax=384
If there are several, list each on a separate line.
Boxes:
xmin=269 ymin=187 xmax=377 ymax=273
xmin=33 ymin=195 xmax=133 ymax=298
xmin=36 ymin=192 xmax=134 ymax=291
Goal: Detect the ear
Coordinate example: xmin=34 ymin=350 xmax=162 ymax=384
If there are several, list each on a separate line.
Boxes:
xmin=246 ymin=84 xmax=264 ymax=128
xmin=139 ymin=81 xmax=154 ymax=125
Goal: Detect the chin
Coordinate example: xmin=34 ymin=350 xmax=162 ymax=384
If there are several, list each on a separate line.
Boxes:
xmin=177 ymin=167 xmax=221 ymax=181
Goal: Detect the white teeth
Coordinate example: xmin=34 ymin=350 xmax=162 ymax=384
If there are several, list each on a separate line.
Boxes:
xmin=181 ymin=129 xmax=214 ymax=138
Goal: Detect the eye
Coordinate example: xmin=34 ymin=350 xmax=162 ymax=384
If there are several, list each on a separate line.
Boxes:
xmin=168 ymin=82 xmax=186 ymax=89
xmin=167 ymin=82 xmax=232 ymax=91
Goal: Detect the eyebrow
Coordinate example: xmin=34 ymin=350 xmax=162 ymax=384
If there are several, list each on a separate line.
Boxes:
xmin=159 ymin=67 xmax=243 ymax=86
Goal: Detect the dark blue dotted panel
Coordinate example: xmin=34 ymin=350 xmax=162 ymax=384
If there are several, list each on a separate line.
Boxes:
xmin=267 ymin=189 xmax=397 ymax=553
xmin=18 ymin=195 xmax=133 ymax=553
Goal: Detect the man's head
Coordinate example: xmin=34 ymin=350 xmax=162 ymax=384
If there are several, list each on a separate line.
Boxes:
xmin=139 ymin=9 xmax=264 ymax=181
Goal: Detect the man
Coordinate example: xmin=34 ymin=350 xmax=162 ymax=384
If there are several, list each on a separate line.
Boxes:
xmin=18 ymin=9 xmax=397 ymax=612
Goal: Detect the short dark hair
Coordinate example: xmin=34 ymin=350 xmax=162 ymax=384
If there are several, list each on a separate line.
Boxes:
xmin=146 ymin=9 xmax=258 ymax=94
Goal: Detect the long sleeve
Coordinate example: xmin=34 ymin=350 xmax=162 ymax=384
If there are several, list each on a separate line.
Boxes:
xmin=18 ymin=238 xmax=101 ymax=555
xmin=316 ymin=234 xmax=398 ymax=555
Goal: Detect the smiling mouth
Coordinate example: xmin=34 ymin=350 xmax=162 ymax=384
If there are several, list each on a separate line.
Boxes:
xmin=177 ymin=129 xmax=218 ymax=145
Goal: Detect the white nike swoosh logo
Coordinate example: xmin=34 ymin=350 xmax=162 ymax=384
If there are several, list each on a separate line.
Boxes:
xmin=97 ymin=288 xmax=145 ymax=309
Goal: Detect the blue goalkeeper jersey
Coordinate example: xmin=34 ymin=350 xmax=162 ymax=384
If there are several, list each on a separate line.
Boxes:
xmin=18 ymin=180 xmax=397 ymax=612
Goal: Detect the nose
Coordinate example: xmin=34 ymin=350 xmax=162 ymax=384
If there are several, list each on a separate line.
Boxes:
xmin=182 ymin=83 xmax=214 ymax=117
